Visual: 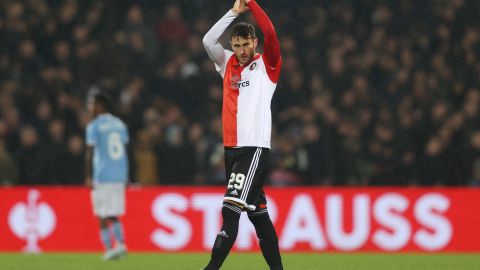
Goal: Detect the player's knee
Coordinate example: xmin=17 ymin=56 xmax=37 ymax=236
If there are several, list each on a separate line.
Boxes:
xmin=247 ymin=207 xmax=269 ymax=223
xmin=223 ymin=198 xmax=244 ymax=209
xmin=222 ymin=202 xmax=242 ymax=219
xmin=107 ymin=216 xmax=118 ymax=223
xmin=99 ymin=218 xmax=108 ymax=228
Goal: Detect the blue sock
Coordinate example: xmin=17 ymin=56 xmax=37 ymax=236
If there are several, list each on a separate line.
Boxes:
xmin=112 ymin=221 xmax=125 ymax=244
xmin=100 ymin=228 xmax=112 ymax=249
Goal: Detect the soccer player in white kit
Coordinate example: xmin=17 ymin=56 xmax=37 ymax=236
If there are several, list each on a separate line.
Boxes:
xmin=202 ymin=0 xmax=283 ymax=269
xmin=85 ymin=92 xmax=129 ymax=260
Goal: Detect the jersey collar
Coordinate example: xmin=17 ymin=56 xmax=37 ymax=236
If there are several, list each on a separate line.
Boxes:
xmin=233 ymin=53 xmax=261 ymax=68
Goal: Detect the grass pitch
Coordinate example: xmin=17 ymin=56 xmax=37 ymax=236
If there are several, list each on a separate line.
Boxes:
xmin=0 ymin=252 xmax=479 ymax=270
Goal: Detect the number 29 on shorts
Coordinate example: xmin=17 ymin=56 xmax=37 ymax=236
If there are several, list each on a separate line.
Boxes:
xmin=227 ymin=173 xmax=245 ymax=190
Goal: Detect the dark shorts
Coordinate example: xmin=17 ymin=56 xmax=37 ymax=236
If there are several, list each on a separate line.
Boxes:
xmin=223 ymin=147 xmax=269 ymax=211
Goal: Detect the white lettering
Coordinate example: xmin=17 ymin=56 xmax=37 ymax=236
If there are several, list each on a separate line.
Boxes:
xmin=326 ymin=194 xmax=370 ymax=250
xmin=191 ymin=194 xmax=223 ymax=249
xmin=279 ymin=194 xmax=326 ymax=249
xmin=235 ymin=215 xmax=255 ymax=250
xmin=151 ymin=193 xmax=191 ymax=250
xmin=373 ymin=193 xmax=411 ymax=250
xmin=414 ymin=193 xmax=452 ymax=250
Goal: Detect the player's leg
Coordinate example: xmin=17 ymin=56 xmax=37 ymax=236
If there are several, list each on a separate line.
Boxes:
xmin=93 ymin=183 xmax=128 ymax=260
xmin=204 ymin=201 xmax=242 ymax=270
xmin=242 ymin=148 xmax=283 ymax=269
xmin=98 ymin=217 xmax=113 ymax=250
xmin=99 ymin=216 xmax=119 ymax=260
xmin=107 ymin=183 xmax=127 ymax=257
xmin=206 ymin=147 xmax=274 ymax=270
xmin=248 ymin=193 xmax=283 ymax=270
xmin=108 ymin=216 xmax=125 ymax=245
xmin=108 ymin=216 xmax=127 ymax=255
xmin=204 ymin=148 xmax=242 ymax=270
xmin=92 ymin=186 xmax=113 ymax=251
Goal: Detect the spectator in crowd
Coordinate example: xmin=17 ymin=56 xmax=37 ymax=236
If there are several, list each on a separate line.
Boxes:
xmin=16 ymin=126 xmax=46 ymax=185
xmin=62 ymin=134 xmax=85 ymax=185
xmin=155 ymin=119 xmax=195 ymax=185
xmin=0 ymin=138 xmax=18 ymax=185
xmin=133 ymin=129 xmax=158 ymax=185
xmin=43 ymin=119 xmax=67 ymax=184
xmin=298 ymin=122 xmax=335 ymax=185
xmin=155 ymin=3 xmax=189 ymax=47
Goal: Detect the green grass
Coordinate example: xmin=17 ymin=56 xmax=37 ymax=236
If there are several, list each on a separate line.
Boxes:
xmin=0 ymin=252 xmax=479 ymax=270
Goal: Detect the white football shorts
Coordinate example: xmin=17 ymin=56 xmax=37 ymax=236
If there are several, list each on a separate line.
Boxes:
xmin=91 ymin=182 xmax=126 ymax=218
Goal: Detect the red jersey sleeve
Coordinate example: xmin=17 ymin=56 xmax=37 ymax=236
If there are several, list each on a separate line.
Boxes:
xmin=247 ymin=0 xmax=282 ymax=83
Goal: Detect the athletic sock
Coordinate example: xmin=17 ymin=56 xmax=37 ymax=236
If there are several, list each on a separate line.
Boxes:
xmin=112 ymin=221 xmax=125 ymax=245
xmin=100 ymin=227 xmax=112 ymax=250
xmin=204 ymin=203 xmax=242 ymax=270
xmin=248 ymin=209 xmax=283 ymax=270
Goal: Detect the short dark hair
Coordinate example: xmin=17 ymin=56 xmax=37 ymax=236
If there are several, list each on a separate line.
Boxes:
xmin=231 ymin=22 xmax=256 ymax=39
xmin=93 ymin=92 xmax=111 ymax=111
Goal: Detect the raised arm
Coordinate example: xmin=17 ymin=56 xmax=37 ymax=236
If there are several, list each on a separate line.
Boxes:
xmin=202 ymin=10 xmax=238 ymax=69
xmin=246 ymin=0 xmax=281 ymax=71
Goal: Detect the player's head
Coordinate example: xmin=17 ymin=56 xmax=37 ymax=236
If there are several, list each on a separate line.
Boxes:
xmin=230 ymin=22 xmax=257 ymax=65
xmin=88 ymin=92 xmax=111 ymax=116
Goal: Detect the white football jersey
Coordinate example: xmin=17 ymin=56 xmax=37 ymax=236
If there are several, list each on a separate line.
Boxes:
xmin=202 ymin=9 xmax=282 ymax=149
xmin=218 ymin=51 xmax=281 ymax=149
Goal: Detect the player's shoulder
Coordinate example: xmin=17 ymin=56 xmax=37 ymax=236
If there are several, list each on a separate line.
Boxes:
xmin=108 ymin=114 xmax=128 ymax=131
xmin=251 ymin=54 xmax=269 ymax=70
xmin=112 ymin=115 xmax=127 ymax=127
xmin=87 ymin=117 xmax=100 ymax=130
xmin=225 ymin=50 xmax=235 ymax=62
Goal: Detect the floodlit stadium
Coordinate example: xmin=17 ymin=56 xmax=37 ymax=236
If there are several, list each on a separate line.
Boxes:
xmin=1 ymin=0 xmax=479 ymax=269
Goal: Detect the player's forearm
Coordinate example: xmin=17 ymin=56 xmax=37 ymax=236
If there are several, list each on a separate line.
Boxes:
xmin=247 ymin=0 xmax=276 ymax=40
xmin=246 ymin=0 xmax=280 ymax=66
xmin=203 ymin=10 xmax=237 ymax=44
xmin=203 ymin=10 xmax=237 ymax=63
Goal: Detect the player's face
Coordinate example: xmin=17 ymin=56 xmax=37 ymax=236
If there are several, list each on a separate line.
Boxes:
xmin=231 ymin=36 xmax=257 ymax=65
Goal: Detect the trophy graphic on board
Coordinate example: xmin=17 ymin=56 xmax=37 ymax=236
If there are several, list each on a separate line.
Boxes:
xmin=8 ymin=189 xmax=57 ymax=253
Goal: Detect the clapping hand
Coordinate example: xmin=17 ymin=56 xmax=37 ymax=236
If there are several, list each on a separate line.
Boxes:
xmin=232 ymin=0 xmax=249 ymax=15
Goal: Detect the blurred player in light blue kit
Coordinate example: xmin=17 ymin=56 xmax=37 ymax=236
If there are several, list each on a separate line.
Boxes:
xmin=85 ymin=92 xmax=129 ymax=260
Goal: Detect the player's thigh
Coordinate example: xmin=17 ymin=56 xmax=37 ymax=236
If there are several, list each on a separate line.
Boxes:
xmin=223 ymin=147 xmax=269 ymax=210
xmin=107 ymin=183 xmax=125 ymax=216
xmin=91 ymin=183 xmax=125 ymax=217
xmin=91 ymin=185 xmax=108 ymax=216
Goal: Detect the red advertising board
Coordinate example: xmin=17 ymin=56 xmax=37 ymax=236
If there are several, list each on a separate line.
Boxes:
xmin=0 ymin=187 xmax=479 ymax=252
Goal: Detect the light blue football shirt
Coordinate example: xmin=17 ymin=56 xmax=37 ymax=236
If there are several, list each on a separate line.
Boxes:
xmin=86 ymin=113 xmax=129 ymax=183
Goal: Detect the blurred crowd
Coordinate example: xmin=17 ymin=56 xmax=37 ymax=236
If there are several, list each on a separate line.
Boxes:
xmin=1 ymin=0 xmax=480 ymax=187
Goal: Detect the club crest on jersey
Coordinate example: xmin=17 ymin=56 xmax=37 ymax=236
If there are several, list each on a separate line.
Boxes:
xmin=249 ymin=62 xmax=257 ymax=70
xmin=230 ymin=74 xmax=241 ymax=89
